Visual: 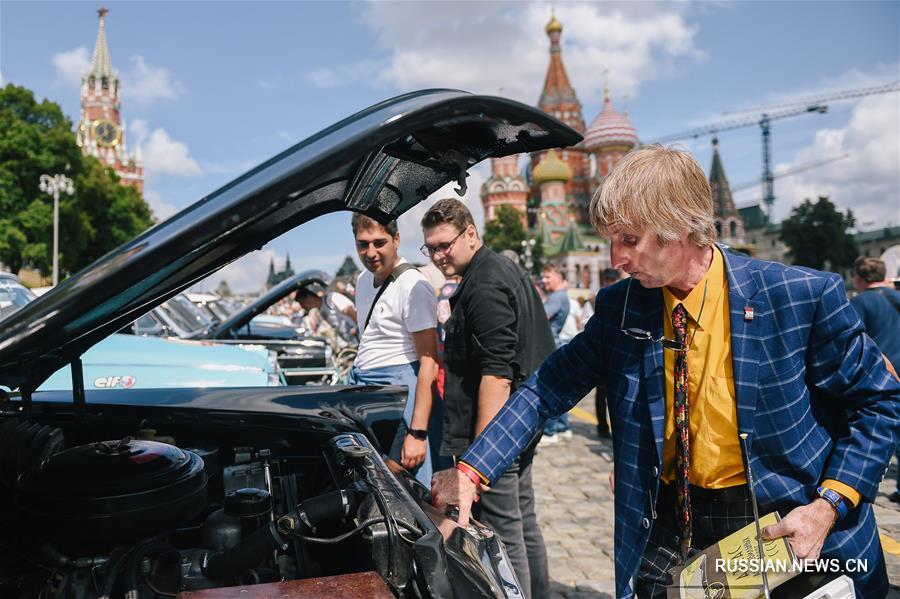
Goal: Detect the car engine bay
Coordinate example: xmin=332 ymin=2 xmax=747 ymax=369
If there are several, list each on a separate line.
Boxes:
xmin=0 ymin=413 xmax=461 ymax=599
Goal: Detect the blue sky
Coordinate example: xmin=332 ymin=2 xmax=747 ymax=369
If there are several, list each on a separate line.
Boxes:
xmin=2 ymin=1 xmax=898 ymax=292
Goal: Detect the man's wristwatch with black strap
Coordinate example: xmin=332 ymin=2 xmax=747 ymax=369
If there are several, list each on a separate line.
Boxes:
xmin=407 ymin=428 xmax=428 ymax=440
xmin=817 ymin=486 xmax=850 ymax=521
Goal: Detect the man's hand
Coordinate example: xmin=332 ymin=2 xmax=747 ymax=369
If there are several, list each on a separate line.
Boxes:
xmin=431 ymin=468 xmax=479 ymax=527
xmin=401 ymin=435 xmax=427 ymax=469
xmin=761 ymin=498 xmax=838 ymax=559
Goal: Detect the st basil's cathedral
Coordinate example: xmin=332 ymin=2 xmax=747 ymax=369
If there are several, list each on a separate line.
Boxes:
xmin=480 ymin=14 xmax=745 ymax=290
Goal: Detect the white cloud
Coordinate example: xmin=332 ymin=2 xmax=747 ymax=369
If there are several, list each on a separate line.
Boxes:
xmin=313 ymin=2 xmax=701 ymax=108
xmin=142 ymin=189 xmax=178 ymax=222
xmin=51 ymin=48 xmax=181 ymax=106
xmin=122 ymin=55 xmax=182 ymax=105
xmin=761 ymin=94 xmax=900 ymax=228
xmin=194 ymin=250 xmax=279 ymax=296
xmin=51 ymin=46 xmax=90 ymax=88
xmin=130 ymin=118 xmax=202 ymax=179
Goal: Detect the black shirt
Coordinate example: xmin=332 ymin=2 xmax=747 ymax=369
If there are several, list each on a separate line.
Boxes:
xmin=440 ymin=246 xmax=556 ymax=456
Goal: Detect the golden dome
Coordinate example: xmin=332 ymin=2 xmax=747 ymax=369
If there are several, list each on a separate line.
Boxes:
xmin=545 ymin=14 xmax=563 ymax=34
xmin=532 ymin=149 xmax=572 ymax=184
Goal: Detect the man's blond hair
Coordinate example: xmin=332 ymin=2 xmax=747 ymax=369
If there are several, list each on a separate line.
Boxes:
xmin=589 ymin=144 xmax=716 ymax=247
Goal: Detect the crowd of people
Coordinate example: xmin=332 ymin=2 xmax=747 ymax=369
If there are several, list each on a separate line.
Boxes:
xmin=259 ymin=144 xmax=897 ymax=598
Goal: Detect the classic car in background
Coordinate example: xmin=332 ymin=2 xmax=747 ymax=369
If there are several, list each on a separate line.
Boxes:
xmin=1 ymin=273 xmax=283 ymax=390
xmin=0 ymin=90 xmax=581 ymax=598
xmin=136 ymin=272 xmax=350 ymax=385
xmin=185 ymin=291 xmax=244 ymax=324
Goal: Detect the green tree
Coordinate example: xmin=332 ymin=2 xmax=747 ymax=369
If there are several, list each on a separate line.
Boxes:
xmin=0 ymin=84 xmax=153 ymax=276
xmin=780 ymin=196 xmax=857 ymax=271
xmin=482 ymin=205 xmax=544 ymax=273
xmin=484 ymin=205 xmax=527 ymax=252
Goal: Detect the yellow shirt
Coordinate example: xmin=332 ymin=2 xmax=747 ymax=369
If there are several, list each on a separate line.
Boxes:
xmin=660 ymin=246 xmax=860 ymax=505
xmin=661 ymin=246 xmax=745 ymax=488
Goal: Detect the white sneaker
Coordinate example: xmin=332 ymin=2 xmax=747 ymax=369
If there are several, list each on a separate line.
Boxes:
xmin=558 ymin=429 xmax=573 ymax=441
xmin=538 ymin=434 xmax=559 ymax=447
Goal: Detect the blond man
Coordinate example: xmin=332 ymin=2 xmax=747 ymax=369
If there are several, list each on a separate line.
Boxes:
xmin=431 ymin=145 xmax=899 ymax=598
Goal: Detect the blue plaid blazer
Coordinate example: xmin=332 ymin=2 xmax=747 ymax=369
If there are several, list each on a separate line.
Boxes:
xmin=463 ymin=248 xmax=899 ymax=598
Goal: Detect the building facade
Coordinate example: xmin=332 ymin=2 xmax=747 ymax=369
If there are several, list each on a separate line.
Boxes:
xmin=75 ymin=8 xmax=144 ymax=194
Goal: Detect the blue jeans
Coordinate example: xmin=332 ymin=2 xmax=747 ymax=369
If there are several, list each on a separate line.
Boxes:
xmin=348 ymin=361 xmax=446 ymax=487
xmin=543 ymin=412 xmax=569 ymax=435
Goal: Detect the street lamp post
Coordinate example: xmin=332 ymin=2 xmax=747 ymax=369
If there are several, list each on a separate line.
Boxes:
xmin=521 ymin=238 xmax=536 ymax=273
xmin=39 ymin=173 xmax=75 ymax=286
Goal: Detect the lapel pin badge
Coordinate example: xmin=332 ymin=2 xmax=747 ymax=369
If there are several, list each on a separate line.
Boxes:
xmin=744 ymin=306 xmax=754 ymax=321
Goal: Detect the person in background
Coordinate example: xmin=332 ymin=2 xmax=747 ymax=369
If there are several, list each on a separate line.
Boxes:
xmin=576 ymin=296 xmax=593 ymax=330
xmin=348 ymin=214 xmax=444 ymax=488
xmin=538 ymin=262 xmax=573 ymax=445
xmin=850 ymin=256 xmax=900 ymax=503
xmin=421 ymin=198 xmax=553 ymax=599
xmin=295 ymin=282 xmax=358 ymax=344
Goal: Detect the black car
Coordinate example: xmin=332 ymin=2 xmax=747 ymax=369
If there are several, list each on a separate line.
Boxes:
xmin=0 ymin=89 xmax=580 ymax=598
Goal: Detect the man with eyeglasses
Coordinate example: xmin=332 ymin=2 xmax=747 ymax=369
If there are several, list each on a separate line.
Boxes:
xmin=421 ymin=197 xmax=555 ymax=599
xmin=431 ymin=146 xmax=898 ymax=598
xmin=348 ymin=213 xmax=444 ymax=489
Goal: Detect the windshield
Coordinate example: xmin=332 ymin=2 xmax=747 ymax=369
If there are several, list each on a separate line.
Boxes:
xmin=159 ymin=295 xmax=213 ymax=336
xmin=207 ymin=301 xmax=234 ymax=321
xmin=0 ymin=278 xmax=37 ymax=319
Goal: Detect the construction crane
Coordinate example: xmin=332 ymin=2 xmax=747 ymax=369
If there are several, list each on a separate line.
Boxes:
xmin=653 ymin=82 xmax=900 ymax=218
xmin=722 ymin=81 xmax=900 ymax=115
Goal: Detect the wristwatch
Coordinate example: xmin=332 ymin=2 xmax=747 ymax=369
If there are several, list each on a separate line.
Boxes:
xmin=407 ymin=428 xmax=428 ymax=441
xmin=817 ymin=486 xmax=850 ymax=521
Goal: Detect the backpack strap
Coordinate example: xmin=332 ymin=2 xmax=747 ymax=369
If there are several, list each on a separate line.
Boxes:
xmin=362 ymin=263 xmax=419 ymax=331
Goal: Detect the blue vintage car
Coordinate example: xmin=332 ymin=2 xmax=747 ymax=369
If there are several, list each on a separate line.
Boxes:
xmin=2 ymin=273 xmax=283 ymax=389
xmin=39 ymin=334 xmax=282 ymax=390
xmin=0 ymin=90 xmax=580 ymax=598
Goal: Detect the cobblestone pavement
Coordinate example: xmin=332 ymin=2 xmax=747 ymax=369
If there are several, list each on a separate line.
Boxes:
xmin=531 ymin=392 xmax=900 ymax=598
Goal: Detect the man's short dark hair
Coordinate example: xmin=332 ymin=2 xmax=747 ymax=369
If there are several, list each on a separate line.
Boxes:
xmin=602 ymin=267 xmax=621 ymax=281
xmin=421 ymin=197 xmax=475 ymax=233
xmin=351 ymin=213 xmax=398 ymax=237
xmin=296 ymin=281 xmax=326 ymax=300
xmin=854 ymin=257 xmax=886 ymax=283
xmin=542 ymin=261 xmax=566 ymax=281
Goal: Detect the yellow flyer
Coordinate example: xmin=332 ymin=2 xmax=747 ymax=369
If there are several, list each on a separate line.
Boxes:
xmin=667 ymin=512 xmax=799 ymax=599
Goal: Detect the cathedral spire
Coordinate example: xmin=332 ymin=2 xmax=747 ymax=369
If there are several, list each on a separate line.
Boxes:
xmin=538 ymin=12 xmax=584 ymax=133
xmin=91 ymin=7 xmax=114 ymax=79
xmin=709 ymin=136 xmax=737 ymax=218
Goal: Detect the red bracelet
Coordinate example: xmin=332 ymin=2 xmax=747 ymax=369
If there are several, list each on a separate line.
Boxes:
xmin=456 ymin=461 xmax=486 ymax=489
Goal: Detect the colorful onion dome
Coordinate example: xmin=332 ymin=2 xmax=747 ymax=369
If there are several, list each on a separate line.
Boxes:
xmin=583 ymin=88 xmax=638 ymax=152
xmin=532 ymin=149 xmax=572 ymax=184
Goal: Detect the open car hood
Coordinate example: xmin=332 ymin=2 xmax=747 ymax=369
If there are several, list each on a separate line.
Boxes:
xmin=0 ymin=89 xmax=582 ymax=392
xmin=210 ymin=269 xmax=328 ymax=338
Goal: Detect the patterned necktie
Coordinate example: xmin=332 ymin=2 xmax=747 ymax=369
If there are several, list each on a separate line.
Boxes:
xmin=672 ymin=303 xmax=692 ymax=562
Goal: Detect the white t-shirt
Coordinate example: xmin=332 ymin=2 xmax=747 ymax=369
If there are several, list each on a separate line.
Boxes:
xmin=328 ymin=291 xmax=353 ymax=313
xmin=559 ymin=297 xmax=580 ymax=343
xmin=354 ymin=259 xmax=437 ymax=370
